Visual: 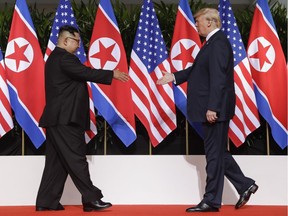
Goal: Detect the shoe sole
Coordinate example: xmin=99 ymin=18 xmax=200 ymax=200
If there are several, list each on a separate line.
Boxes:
xmin=36 ymin=208 xmax=64 ymax=211
xmin=36 ymin=207 xmax=65 ymax=211
xmin=83 ymin=204 xmax=112 ymax=212
xmin=186 ymin=209 xmax=219 ymax=212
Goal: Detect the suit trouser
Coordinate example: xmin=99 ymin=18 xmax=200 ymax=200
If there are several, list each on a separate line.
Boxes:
xmin=36 ymin=124 xmax=103 ymax=208
xmin=202 ymin=121 xmax=254 ymax=208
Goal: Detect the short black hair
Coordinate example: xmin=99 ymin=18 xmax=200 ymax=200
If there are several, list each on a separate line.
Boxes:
xmin=59 ymin=25 xmax=79 ymax=37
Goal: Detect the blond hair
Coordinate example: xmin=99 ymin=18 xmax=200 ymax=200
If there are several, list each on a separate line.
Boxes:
xmin=194 ymin=8 xmax=221 ymax=28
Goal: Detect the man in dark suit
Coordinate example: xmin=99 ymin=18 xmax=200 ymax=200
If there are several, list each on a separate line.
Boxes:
xmin=157 ymin=8 xmax=258 ymax=212
xmin=36 ymin=25 xmax=129 ymax=212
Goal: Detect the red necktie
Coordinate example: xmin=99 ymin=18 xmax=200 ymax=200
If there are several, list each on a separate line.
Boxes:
xmin=202 ymin=39 xmax=207 ymax=47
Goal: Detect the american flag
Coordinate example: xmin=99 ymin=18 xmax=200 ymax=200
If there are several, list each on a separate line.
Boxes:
xmin=0 ymin=48 xmax=14 ymax=138
xmin=219 ymin=0 xmax=260 ymax=146
xmin=170 ymin=0 xmax=203 ymax=137
xmin=129 ymin=0 xmax=177 ymax=146
xmin=247 ymin=0 xmax=287 ymax=149
xmin=46 ymin=0 xmax=97 ymax=142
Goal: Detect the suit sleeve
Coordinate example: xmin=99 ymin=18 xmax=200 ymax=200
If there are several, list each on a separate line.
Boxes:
xmin=207 ymin=38 xmax=231 ymax=112
xmin=174 ymin=66 xmax=192 ymax=85
xmin=60 ymin=53 xmax=113 ymax=85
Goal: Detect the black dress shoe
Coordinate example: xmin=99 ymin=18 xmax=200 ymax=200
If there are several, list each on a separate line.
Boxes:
xmin=83 ymin=199 xmax=112 ymax=212
xmin=186 ymin=202 xmax=219 ymax=212
xmin=235 ymin=183 xmax=258 ymax=209
xmin=36 ymin=203 xmax=64 ymax=211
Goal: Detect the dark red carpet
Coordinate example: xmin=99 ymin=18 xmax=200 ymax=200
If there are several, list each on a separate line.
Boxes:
xmin=0 ymin=205 xmax=286 ymax=216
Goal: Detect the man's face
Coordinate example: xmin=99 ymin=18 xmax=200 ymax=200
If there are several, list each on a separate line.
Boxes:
xmin=65 ymin=33 xmax=81 ymax=54
xmin=195 ymin=15 xmax=209 ymax=37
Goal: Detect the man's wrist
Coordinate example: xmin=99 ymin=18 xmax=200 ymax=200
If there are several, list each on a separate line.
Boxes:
xmin=172 ymin=73 xmax=176 ymax=84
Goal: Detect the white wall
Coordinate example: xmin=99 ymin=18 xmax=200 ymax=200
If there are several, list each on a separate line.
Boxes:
xmin=0 ymin=155 xmax=287 ymax=206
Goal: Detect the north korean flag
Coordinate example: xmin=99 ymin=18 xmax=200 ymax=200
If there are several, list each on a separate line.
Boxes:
xmin=88 ymin=0 xmax=136 ymax=146
xmin=169 ymin=0 xmax=203 ymax=137
xmin=4 ymin=0 xmax=45 ymax=148
xmin=247 ymin=0 xmax=287 ymax=149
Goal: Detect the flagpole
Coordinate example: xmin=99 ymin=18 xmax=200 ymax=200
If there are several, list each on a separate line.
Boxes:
xmin=185 ymin=120 xmax=189 ymax=155
xmin=266 ymin=122 xmax=270 ymax=155
xmin=149 ymin=141 xmax=152 ymax=155
xmin=104 ymin=120 xmax=107 ymax=155
xmin=22 ymin=129 xmax=25 ymax=156
xmin=227 ymin=137 xmax=230 ymax=152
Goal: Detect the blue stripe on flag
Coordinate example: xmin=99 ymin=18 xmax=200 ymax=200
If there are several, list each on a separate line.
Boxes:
xmin=254 ymin=86 xmax=287 ymax=149
xmin=173 ymin=84 xmax=187 ymax=115
xmin=101 ymin=0 xmax=118 ymax=27
xmin=258 ymin=0 xmax=276 ymax=31
xmin=16 ymin=0 xmax=36 ymax=32
xmin=173 ymin=84 xmax=203 ymax=138
xmin=91 ymin=84 xmax=136 ymax=146
xmin=173 ymin=84 xmax=187 ymax=116
xmin=179 ymin=0 xmax=194 ymax=23
xmin=8 ymin=86 xmax=45 ymax=148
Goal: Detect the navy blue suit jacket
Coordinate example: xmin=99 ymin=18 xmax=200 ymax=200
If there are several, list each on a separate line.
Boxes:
xmin=174 ymin=30 xmax=236 ymax=122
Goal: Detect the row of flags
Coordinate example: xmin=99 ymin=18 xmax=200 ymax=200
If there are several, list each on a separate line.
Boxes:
xmin=0 ymin=0 xmax=287 ymax=149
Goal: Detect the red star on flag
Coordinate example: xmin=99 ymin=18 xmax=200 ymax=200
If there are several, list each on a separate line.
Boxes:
xmin=172 ymin=42 xmax=196 ymax=69
xmin=6 ymin=41 xmax=30 ymax=71
xmin=249 ymin=39 xmax=271 ymax=70
xmin=90 ymin=41 xmax=117 ymax=68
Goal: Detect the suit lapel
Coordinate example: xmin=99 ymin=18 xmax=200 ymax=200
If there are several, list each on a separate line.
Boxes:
xmin=192 ymin=31 xmax=222 ymax=66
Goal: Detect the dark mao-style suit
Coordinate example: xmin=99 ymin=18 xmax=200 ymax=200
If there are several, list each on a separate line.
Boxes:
xmin=36 ymin=47 xmax=113 ymax=209
xmin=174 ymin=30 xmax=254 ymax=208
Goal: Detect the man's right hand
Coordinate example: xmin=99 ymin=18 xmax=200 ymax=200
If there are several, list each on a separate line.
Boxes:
xmin=156 ymin=71 xmax=174 ymax=85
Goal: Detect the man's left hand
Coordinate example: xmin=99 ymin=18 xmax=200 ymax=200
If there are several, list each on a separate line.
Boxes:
xmin=206 ymin=110 xmax=218 ymax=123
xmin=113 ymin=69 xmax=129 ymax=82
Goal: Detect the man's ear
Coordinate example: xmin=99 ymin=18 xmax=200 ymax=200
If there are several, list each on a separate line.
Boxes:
xmin=63 ymin=38 xmax=68 ymax=46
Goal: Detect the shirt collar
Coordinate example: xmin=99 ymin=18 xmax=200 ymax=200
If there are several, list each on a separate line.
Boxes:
xmin=206 ymin=28 xmax=220 ymax=41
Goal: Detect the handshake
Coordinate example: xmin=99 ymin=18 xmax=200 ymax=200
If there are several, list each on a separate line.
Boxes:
xmin=113 ymin=69 xmax=175 ymax=85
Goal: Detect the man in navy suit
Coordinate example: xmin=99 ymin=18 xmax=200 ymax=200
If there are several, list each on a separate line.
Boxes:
xmin=36 ymin=25 xmax=129 ymax=212
xmin=157 ymin=8 xmax=258 ymax=212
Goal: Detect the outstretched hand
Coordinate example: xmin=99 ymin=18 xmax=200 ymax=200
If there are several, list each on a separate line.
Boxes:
xmin=113 ymin=69 xmax=129 ymax=82
xmin=156 ymin=71 xmax=174 ymax=85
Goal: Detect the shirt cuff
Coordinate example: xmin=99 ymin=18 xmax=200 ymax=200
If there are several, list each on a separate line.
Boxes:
xmin=172 ymin=73 xmax=176 ymax=84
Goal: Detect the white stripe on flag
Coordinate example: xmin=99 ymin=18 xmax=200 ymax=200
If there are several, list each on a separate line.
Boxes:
xmin=130 ymin=51 xmax=176 ymax=133
xmin=229 ymin=117 xmax=245 ymax=143
xmin=131 ymin=90 xmax=163 ymax=143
